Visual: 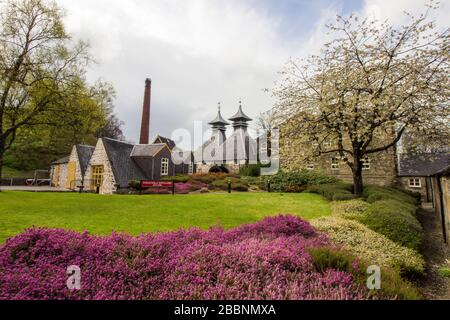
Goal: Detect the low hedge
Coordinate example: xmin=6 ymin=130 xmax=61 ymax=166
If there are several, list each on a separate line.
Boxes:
xmin=308 ymin=246 xmax=421 ymax=300
xmin=259 ymin=170 xmax=340 ymax=193
xmin=311 ymin=217 xmax=425 ymax=277
xmin=361 ymin=200 xmax=423 ymax=251
xmin=162 ymin=175 xmax=190 ymax=183
xmin=239 ymin=164 xmax=262 ymax=177
xmin=210 ymin=178 xmax=249 ymax=192
xmin=306 ymin=183 xmax=356 ymax=201
xmin=331 ymin=198 xmax=423 ymax=251
xmin=364 ymin=186 xmax=419 ymax=205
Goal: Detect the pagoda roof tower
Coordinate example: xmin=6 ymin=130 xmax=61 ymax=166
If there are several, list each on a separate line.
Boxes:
xmin=229 ymin=100 xmax=252 ymax=130
xmin=208 ymin=103 xmax=230 ymax=131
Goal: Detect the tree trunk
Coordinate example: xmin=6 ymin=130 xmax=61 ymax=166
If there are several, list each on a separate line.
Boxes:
xmin=353 ymin=155 xmax=364 ymax=197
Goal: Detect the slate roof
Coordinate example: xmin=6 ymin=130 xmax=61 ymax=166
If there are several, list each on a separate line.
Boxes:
xmin=52 ymin=156 xmax=70 ymax=165
xmin=434 ymin=165 xmax=450 ymax=176
xmin=130 ymin=144 xmax=167 ymax=157
xmin=398 ymin=153 xmax=450 ymax=177
xmin=208 ymin=110 xmax=230 ymax=126
xmin=229 ymin=105 xmax=252 ymax=122
xmin=153 ymin=136 xmax=176 ymax=150
xmin=76 ymin=145 xmax=95 ymax=176
xmin=102 ymin=138 xmax=147 ymax=187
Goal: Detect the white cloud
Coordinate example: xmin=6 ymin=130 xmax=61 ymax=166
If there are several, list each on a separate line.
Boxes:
xmin=58 ymin=0 xmax=297 ymax=145
xmin=57 ymin=0 xmax=448 ymax=146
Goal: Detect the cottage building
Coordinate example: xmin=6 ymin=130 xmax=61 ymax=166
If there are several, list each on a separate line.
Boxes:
xmin=130 ymin=143 xmax=175 ymax=180
xmin=50 ymin=144 xmax=95 ymax=189
xmin=398 ymin=153 xmax=450 ymax=202
xmin=50 ymin=156 xmax=69 ymax=188
xmin=84 ymin=138 xmax=145 ymax=194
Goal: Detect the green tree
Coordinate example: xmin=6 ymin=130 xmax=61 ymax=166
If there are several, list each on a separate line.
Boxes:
xmin=4 ymin=79 xmax=121 ymax=171
xmin=0 ymin=0 xmax=122 ymax=183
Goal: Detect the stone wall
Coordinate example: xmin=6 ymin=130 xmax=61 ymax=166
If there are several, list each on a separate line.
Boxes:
xmin=279 ymin=118 xmax=398 ymax=187
xmin=399 ymin=176 xmax=433 ymax=202
xmin=83 ymin=139 xmax=117 ymax=195
xmin=57 ymin=163 xmax=68 ymax=189
xmin=68 ymin=146 xmax=84 ymax=182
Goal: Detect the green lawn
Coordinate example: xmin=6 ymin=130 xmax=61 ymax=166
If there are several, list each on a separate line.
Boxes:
xmin=0 ymin=191 xmax=331 ymax=243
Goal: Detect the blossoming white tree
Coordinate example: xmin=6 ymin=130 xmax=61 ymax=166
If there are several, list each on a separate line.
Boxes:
xmin=275 ymin=2 xmax=449 ymax=196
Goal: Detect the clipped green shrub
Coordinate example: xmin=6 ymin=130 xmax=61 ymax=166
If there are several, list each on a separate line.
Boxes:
xmin=161 ymin=175 xmax=190 ymax=183
xmin=357 ymin=200 xmax=423 ymax=251
xmin=239 ymin=164 xmax=261 ymax=177
xmin=128 ymin=180 xmax=141 ymax=190
xmin=308 ymin=247 xmax=355 ymax=274
xmin=210 ymin=177 xmax=249 ymax=192
xmin=232 ymin=184 xmax=249 ymax=192
xmin=331 ymin=199 xmax=370 ymax=219
xmin=306 ymin=183 xmax=355 ymax=201
xmin=311 ymin=217 xmax=425 ymax=277
xmin=266 ymin=170 xmax=339 ymax=193
xmin=364 ymin=186 xmax=419 ymax=205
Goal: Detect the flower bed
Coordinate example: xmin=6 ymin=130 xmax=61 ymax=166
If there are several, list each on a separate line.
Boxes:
xmin=0 ymin=216 xmax=385 ymax=300
xmin=311 ymin=216 xmax=425 ymax=276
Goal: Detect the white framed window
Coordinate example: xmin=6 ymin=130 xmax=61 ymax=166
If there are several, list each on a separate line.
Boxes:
xmin=362 ymin=157 xmax=371 ymax=170
xmin=188 ymin=162 xmax=194 ymax=175
xmin=307 ymin=164 xmax=315 ymax=171
xmin=161 ymin=158 xmax=169 ymax=176
xmin=331 ymin=158 xmax=339 ymax=170
xmin=409 ymin=178 xmax=422 ymax=188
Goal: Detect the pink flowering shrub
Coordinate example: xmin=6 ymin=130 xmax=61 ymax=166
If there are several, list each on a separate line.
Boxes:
xmin=0 ymin=215 xmax=376 ymax=300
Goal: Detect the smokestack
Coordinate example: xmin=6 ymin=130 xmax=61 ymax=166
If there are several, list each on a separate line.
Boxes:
xmin=139 ymin=78 xmax=152 ymax=145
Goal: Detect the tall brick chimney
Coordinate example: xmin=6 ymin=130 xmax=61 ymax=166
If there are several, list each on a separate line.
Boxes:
xmin=139 ymin=78 xmax=152 ymax=145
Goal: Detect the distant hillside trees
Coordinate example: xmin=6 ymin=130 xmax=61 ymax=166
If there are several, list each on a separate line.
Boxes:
xmin=0 ymin=0 xmax=123 ymax=176
xmin=274 ymin=2 xmax=449 ymax=196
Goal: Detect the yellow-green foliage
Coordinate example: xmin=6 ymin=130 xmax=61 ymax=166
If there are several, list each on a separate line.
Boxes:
xmin=331 ymin=199 xmax=370 ymax=219
xmin=331 ymin=197 xmax=423 ymax=251
xmin=311 ymin=217 xmax=425 ymax=276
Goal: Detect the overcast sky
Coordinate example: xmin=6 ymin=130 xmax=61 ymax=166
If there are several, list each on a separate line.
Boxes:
xmin=57 ymin=0 xmax=448 ymax=146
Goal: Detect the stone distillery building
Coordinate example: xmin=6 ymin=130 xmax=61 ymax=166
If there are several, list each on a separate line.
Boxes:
xmin=50 ymin=79 xmax=265 ymax=194
xmin=279 ymin=117 xmax=449 ymax=202
xmin=50 ymin=78 xmax=448 ymax=197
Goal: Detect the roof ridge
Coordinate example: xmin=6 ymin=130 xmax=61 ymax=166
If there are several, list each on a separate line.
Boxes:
xmin=102 ymin=137 xmax=134 ymax=146
xmin=77 ymin=144 xmax=95 ymax=148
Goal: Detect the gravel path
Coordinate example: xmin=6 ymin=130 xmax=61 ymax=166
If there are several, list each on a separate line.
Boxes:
xmin=417 ymin=207 xmax=450 ymax=300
